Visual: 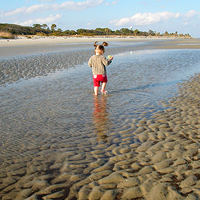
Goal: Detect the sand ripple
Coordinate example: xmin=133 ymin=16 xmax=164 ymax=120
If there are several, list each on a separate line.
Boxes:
xmin=1 ymin=73 xmax=200 ymax=199
xmin=1 ymin=44 xmax=200 ymax=200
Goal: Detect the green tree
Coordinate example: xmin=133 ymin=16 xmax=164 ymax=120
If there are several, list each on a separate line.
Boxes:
xmin=33 ymin=24 xmax=41 ymax=29
xmin=155 ymin=32 xmax=160 ymax=36
xmin=114 ymin=30 xmax=121 ymax=35
xmin=51 ymin=24 xmax=57 ymax=32
xmin=70 ymin=30 xmax=76 ymax=35
xmin=105 ymin=28 xmax=109 ymax=35
xmin=133 ymin=29 xmax=140 ymax=36
xmin=41 ymin=24 xmax=48 ymax=29
xmin=95 ymin=28 xmax=103 ymax=35
xmin=77 ymin=29 xmax=84 ymax=34
xmin=164 ymin=31 xmax=169 ymax=36
xmin=148 ymin=29 xmax=155 ymax=36
xmin=120 ymin=28 xmax=130 ymax=35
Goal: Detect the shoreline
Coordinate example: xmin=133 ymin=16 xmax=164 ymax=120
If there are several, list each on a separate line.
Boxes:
xmin=1 ymin=38 xmax=200 ymax=199
xmin=1 ymin=36 xmax=200 ymax=59
xmin=0 ymin=36 xmax=198 ymax=47
xmin=1 ymin=69 xmax=200 ymax=199
xmin=0 ymin=36 xmax=160 ymax=47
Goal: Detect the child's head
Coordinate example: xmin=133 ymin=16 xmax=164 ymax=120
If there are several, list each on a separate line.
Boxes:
xmin=94 ymin=41 xmax=108 ymax=55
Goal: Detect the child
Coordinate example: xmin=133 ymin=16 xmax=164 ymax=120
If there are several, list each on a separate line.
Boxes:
xmin=88 ymin=41 xmax=113 ymax=96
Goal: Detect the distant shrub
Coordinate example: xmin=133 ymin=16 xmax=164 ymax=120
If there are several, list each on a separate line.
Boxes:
xmin=51 ymin=31 xmax=63 ymax=36
xmin=36 ymin=32 xmax=48 ymax=36
xmin=0 ymin=32 xmax=15 ymax=39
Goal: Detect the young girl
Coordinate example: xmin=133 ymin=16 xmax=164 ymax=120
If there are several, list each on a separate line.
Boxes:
xmin=88 ymin=41 xmax=113 ymax=96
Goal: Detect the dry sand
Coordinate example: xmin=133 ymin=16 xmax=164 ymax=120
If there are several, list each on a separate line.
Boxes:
xmin=0 ymin=36 xmax=169 ymax=47
xmin=1 ymin=36 xmax=149 ymax=58
xmin=0 ymin=36 xmax=199 ymax=48
xmin=1 ymin=36 xmax=200 ymax=200
xmin=1 ymin=36 xmax=200 ymax=58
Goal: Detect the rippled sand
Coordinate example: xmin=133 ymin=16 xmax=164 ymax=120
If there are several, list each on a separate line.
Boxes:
xmin=1 ymin=38 xmax=200 ymax=200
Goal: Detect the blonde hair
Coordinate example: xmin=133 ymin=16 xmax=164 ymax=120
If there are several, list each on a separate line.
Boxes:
xmin=94 ymin=41 xmax=108 ymax=53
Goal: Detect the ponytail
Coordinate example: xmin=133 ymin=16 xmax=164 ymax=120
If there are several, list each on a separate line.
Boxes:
xmin=93 ymin=41 xmax=108 ymax=53
xmin=93 ymin=41 xmax=108 ymax=47
xmin=102 ymin=42 xmax=108 ymax=46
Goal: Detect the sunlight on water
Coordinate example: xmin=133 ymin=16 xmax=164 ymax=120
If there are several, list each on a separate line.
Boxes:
xmin=1 ymin=48 xmax=200 ymax=199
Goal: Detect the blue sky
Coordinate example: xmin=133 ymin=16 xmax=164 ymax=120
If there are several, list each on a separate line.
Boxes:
xmin=1 ymin=0 xmax=200 ymax=37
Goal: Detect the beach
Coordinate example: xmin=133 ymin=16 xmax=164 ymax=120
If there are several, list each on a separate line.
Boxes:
xmin=1 ymin=36 xmax=200 ymax=58
xmin=0 ymin=36 xmax=180 ymax=47
xmin=1 ymin=37 xmax=200 ymax=200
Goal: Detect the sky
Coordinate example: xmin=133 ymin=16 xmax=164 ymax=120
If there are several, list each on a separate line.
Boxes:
xmin=1 ymin=0 xmax=200 ymax=38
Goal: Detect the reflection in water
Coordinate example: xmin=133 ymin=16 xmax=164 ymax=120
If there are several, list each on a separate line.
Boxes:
xmin=92 ymin=96 xmax=111 ymax=142
xmin=1 ymin=49 xmax=200 ymax=199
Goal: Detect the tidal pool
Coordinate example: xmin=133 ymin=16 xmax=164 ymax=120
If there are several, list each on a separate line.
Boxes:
xmin=1 ymin=47 xmax=200 ymax=199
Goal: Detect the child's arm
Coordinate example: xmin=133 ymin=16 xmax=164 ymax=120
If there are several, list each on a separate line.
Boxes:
xmin=88 ymin=57 xmax=92 ymax=67
xmin=102 ymin=56 xmax=113 ymax=66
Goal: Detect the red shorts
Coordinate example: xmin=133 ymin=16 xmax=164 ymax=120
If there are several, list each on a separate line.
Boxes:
xmin=93 ymin=74 xmax=107 ymax=87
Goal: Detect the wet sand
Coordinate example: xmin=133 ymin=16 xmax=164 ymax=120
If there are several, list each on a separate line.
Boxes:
xmin=1 ymin=36 xmax=200 ymax=58
xmin=0 ymin=36 xmax=176 ymax=47
xmin=1 ymin=37 xmax=200 ymax=200
xmin=0 ymin=36 xmax=152 ymax=58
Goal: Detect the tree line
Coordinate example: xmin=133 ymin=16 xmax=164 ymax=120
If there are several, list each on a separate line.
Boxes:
xmin=0 ymin=23 xmax=192 ymax=38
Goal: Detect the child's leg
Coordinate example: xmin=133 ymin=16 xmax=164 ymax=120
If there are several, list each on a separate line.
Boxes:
xmin=94 ymin=86 xmax=99 ymax=96
xmin=101 ymin=82 xmax=107 ymax=93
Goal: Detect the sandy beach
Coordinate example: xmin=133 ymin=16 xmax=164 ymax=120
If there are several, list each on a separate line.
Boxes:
xmin=0 ymin=36 xmax=175 ymax=47
xmin=65 ymin=74 xmax=200 ymax=200
xmin=0 ymin=36 xmax=200 ymax=47
xmin=1 ymin=36 xmax=200 ymax=58
xmin=1 ymin=37 xmax=200 ymax=200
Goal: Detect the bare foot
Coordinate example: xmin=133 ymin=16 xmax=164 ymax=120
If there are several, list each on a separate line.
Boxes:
xmin=101 ymin=90 xmax=108 ymax=94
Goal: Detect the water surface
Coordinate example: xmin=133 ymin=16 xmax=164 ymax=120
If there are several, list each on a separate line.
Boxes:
xmin=1 ymin=48 xmax=200 ymax=157
xmin=1 ymin=46 xmax=200 ymax=199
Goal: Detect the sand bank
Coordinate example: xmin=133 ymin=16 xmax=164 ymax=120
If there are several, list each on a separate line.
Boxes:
xmin=0 ymin=36 xmax=154 ymax=58
xmin=1 ymin=37 xmax=200 ymax=200
xmin=1 ymin=73 xmax=200 ymax=200
xmin=0 ymin=36 xmax=199 ymax=47
xmin=63 ymin=74 xmax=200 ymax=200
xmin=0 ymin=36 xmax=160 ymax=47
xmin=1 ymin=36 xmax=200 ymax=58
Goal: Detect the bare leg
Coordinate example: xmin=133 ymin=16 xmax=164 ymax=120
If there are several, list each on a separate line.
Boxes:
xmin=94 ymin=86 xmax=99 ymax=96
xmin=101 ymin=82 xmax=107 ymax=93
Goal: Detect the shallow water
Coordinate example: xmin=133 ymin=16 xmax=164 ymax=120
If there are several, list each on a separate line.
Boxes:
xmin=1 ymin=45 xmax=200 ymax=199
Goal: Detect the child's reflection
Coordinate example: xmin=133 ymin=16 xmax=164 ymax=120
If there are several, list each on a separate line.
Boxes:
xmin=93 ymin=96 xmax=111 ymax=142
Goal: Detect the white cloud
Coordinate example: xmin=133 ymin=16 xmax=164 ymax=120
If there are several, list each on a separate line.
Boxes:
xmin=110 ymin=10 xmax=200 ymax=27
xmin=106 ymin=0 xmax=118 ymax=6
xmin=4 ymin=7 xmax=27 ymax=17
xmin=184 ymin=21 xmax=189 ymax=25
xmin=1 ymin=0 xmax=104 ymax=17
xmin=3 ymin=4 xmax=47 ymax=16
xmin=182 ymin=10 xmax=200 ymax=27
xmin=25 ymin=4 xmax=46 ymax=13
xmin=39 ymin=0 xmax=55 ymax=1
xmin=52 ymin=0 xmax=104 ymax=11
xmin=184 ymin=10 xmax=199 ymax=18
xmin=111 ymin=11 xmax=181 ymax=26
xmin=19 ymin=14 xmax=62 ymax=26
